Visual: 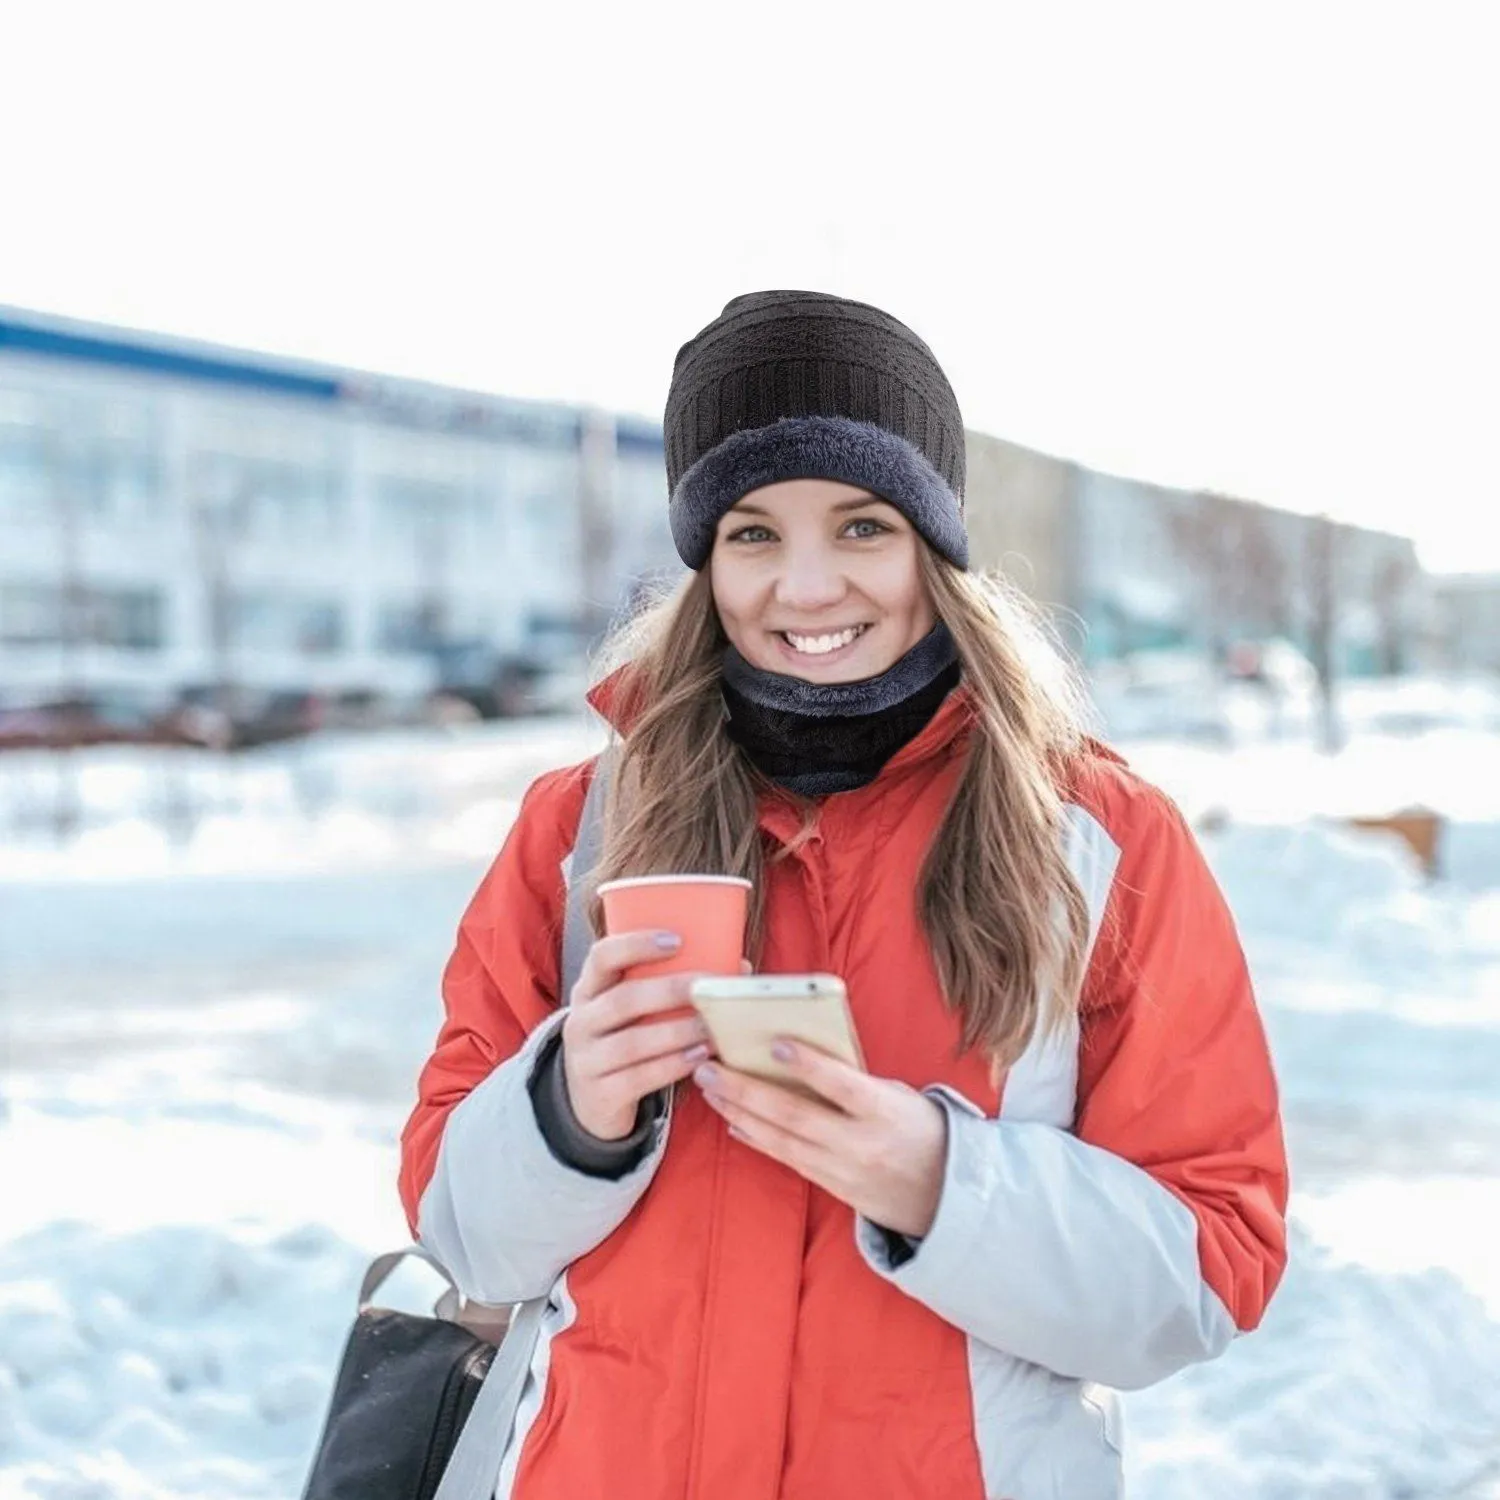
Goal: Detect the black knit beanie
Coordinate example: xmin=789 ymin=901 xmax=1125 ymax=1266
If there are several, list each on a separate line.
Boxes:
xmin=664 ymin=291 xmax=969 ymax=570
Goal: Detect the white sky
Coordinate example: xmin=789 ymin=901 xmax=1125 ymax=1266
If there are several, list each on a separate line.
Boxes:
xmin=2 ymin=1 xmax=1496 ymax=571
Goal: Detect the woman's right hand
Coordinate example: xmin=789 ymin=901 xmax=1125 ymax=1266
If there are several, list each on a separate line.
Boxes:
xmin=561 ymin=930 xmax=714 ymax=1141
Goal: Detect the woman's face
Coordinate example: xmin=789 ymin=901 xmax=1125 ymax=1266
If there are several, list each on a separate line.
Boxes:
xmin=708 ymin=478 xmax=937 ymax=682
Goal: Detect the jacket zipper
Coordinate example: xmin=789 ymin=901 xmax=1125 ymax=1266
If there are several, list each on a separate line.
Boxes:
xmin=416 ymin=1342 xmax=495 ymax=1500
xmin=681 ymin=1104 xmax=728 ymax=1498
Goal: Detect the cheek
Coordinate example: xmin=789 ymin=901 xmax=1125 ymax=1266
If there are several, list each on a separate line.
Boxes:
xmin=907 ymin=583 xmax=937 ymax=632
xmin=864 ymin=552 xmax=932 ymax=625
xmin=708 ymin=557 xmax=755 ymax=640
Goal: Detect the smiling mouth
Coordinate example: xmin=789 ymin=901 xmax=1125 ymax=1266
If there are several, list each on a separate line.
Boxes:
xmin=778 ymin=625 xmax=871 ymax=656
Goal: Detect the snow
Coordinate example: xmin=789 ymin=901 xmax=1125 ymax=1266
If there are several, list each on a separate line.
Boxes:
xmin=3 ymin=679 xmax=1500 ymax=1498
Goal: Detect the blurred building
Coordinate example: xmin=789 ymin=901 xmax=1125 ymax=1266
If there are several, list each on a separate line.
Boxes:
xmin=1 ymin=304 xmax=1441 ymax=716
xmin=1429 ymin=573 xmax=1500 ymax=672
xmin=0 ymin=306 xmax=673 ymax=705
xmin=964 ymin=431 xmax=1429 ymax=674
xmin=962 ymin=430 xmax=1081 ymax=648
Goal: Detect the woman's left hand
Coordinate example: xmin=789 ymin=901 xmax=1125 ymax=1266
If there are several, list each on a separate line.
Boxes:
xmin=691 ymin=1044 xmax=949 ymax=1240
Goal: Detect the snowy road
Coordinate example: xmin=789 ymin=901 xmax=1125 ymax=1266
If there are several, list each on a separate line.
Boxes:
xmin=3 ymin=710 xmax=1500 ymax=1498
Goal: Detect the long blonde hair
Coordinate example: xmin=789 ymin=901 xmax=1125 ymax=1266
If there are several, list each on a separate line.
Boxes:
xmin=589 ymin=549 xmax=1093 ymax=1066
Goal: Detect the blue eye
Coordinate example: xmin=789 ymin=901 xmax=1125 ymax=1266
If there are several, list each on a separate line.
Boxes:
xmin=726 ymin=524 xmax=775 ymax=544
xmin=844 ymin=517 xmax=891 ymax=539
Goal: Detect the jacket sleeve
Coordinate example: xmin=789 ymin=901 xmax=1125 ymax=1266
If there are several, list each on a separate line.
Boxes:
xmin=397 ymin=764 xmax=671 ymax=1306
xmin=856 ymin=775 xmax=1289 ymax=1391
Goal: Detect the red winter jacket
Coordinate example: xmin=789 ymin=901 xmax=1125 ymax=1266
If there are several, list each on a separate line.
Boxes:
xmin=399 ymin=686 xmax=1288 ymax=1499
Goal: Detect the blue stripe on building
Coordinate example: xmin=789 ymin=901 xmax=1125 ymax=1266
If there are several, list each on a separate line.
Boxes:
xmin=0 ymin=310 xmax=666 ymax=457
xmin=616 ymin=420 xmax=665 ymax=457
xmin=0 ymin=315 xmax=342 ymax=403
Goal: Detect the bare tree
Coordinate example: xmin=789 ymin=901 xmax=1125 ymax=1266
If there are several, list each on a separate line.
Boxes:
xmin=1170 ymin=492 xmax=1292 ymax=660
xmin=1232 ymin=504 xmax=1293 ymax=640
xmin=1170 ymin=494 xmax=1232 ymax=660
xmin=1373 ymin=550 xmax=1416 ymax=676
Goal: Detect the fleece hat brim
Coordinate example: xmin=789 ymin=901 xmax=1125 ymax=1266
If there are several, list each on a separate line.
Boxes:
xmin=669 ymin=414 xmax=969 ymax=570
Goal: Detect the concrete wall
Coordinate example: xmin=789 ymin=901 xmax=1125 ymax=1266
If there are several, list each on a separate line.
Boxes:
xmin=1431 ymin=574 xmax=1500 ymax=671
xmin=962 ymin=427 xmax=1431 ymax=674
xmin=962 ymin=430 xmax=1078 ymax=610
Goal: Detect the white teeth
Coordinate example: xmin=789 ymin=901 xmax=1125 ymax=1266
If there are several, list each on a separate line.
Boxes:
xmin=783 ymin=626 xmax=865 ymax=655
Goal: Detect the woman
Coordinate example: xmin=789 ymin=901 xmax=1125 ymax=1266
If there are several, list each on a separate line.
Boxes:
xmin=399 ymin=291 xmax=1288 ymax=1499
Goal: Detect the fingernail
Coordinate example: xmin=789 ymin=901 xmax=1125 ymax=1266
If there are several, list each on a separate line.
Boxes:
xmin=654 ymin=931 xmax=682 ymax=951
xmin=683 ymin=1043 xmax=711 ymax=1064
xmin=770 ymin=1040 xmax=795 ymax=1064
xmin=693 ymin=1063 xmax=719 ymax=1089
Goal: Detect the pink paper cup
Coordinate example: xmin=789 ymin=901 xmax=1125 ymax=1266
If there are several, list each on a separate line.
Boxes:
xmin=598 ymin=875 xmax=752 ymax=982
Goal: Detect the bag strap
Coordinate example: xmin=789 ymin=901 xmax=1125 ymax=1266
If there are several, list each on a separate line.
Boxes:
xmin=420 ymin=744 xmax=619 ymax=1500
xmin=431 ymin=1296 xmax=547 ymax=1500
xmin=560 ymin=742 xmax=616 ymax=1002
xmin=359 ymin=1244 xmax=462 ymax=1321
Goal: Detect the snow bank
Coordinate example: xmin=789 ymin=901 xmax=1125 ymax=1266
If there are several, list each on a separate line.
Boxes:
xmin=1126 ymin=1225 xmax=1500 ymax=1498
xmin=0 ymin=1222 xmax=365 ymax=1500
xmin=0 ymin=718 xmax=603 ymax=883
xmin=4 ymin=1216 xmax=1498 ymax=1500
xmin=1200 ymin=819 xmax=1500 ymax=1027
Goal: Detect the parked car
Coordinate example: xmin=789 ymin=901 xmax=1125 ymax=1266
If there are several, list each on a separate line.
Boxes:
xmin=0 ymin=689 xmax=222 ymax=752
xmin=429 ymin=616 xmax=596 ymax=719
xmin=232 ymin=689 xmax=327 ymax=748
xmin=1223 ymin=638 xmax=1319 ymax=697
xmin=429 ymin=641 xmax=554 ymax=718
xmin=1088 ymin=648 xmax=1230 ymax=743
xmin=163 ymin=684 xmax=480 ymax=750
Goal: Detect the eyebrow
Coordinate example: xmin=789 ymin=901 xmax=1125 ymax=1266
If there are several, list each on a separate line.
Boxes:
xmin=728 ymin=494 xmax=889 ymax=518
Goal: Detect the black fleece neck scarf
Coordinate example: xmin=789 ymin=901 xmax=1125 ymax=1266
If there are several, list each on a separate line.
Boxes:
xmin=720 ymin=623 xmax=961 ymax=797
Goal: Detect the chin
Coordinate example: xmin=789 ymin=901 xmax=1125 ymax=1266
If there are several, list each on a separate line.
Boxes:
xmin=797 ymin=655 xmax=886 ymax=683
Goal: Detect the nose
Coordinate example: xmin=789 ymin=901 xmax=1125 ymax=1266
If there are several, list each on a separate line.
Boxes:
xmin=774 ymin=549 xmax=848 ymax=613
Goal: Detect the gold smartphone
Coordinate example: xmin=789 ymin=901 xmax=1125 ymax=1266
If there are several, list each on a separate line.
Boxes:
xmin=688 ymin=974 xmax=865 ymax=1098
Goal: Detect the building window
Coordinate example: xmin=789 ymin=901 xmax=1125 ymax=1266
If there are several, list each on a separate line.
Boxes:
xmin=80 ymin=396 xmax=163 ymax=523
xmin=193 ymin=453 xmax=344 ymax=538
xmin=377 ymin=597 xmax=493 ymax=653
xmin=228 ymin=591 xmax=345 ymax=655
xmin=0 ymin=582 xmax=165 ymax=649
xmin=0 ymin=583 xmax=61 ymax=644
xmin=0 ymin=389 xmax=165 ymax=526
xmin=189 ymin=407 xmax=345 ymax=541
xmin=375 ymin=475 xmax=466 ymax=534
xmin=372 ymin=473 xmax=496 ymax=558
xmin=0 ymin=388 xmax=55 ymax=521
xmin=506 ymin=444 xmax=580 ymax=563
xmin=84 ymin=587 xmax=165 ymax=649
xmin=377 ymin=599 xmax=446 ymax=653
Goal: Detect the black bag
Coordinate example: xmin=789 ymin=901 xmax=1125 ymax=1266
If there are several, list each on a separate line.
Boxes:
xmin=301 ymin=749 xmax=614 ymax=1499
xmin=301 ymin=1250 xmax=508 ymax=1500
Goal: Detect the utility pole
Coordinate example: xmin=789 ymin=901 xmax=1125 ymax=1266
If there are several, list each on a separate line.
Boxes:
xmin=46 ymin=418 xmax=87 ymax=699
xmin=1308 ymin=511 xmax=1343 ymax=754
xmin=189 ymin=455 xmax=251 ymax=717
xmin=577 ymin=408 xmax=617 ymax=644
xmin=415 ymin=482 xmax=449 ymax=650
xmin=45 ymin=410 xmax=86 ymax=837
